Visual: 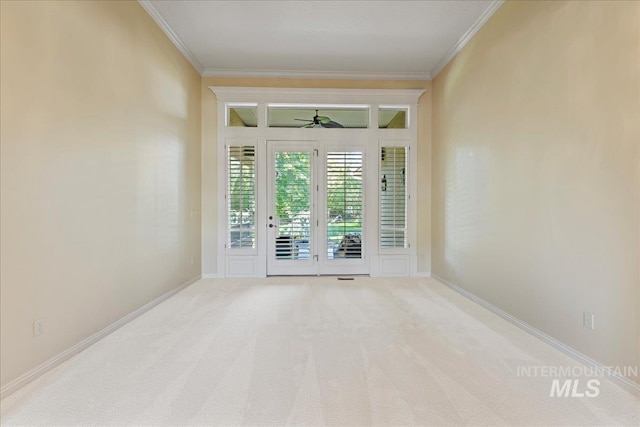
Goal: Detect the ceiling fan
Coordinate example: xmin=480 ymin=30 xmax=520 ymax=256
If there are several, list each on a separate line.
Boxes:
xmin=295 ymin=110 xmax=344 ymax=128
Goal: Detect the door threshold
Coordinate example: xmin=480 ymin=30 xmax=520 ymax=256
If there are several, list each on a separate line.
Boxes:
xmin=266 ymin=274 xmax=370 ymax=278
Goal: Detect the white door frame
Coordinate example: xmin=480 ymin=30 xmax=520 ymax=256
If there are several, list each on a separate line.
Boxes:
xmin=210 ymin=87 xmax=424 ymax=278
xmin=265 ymin=138 xmax=371 ymax=276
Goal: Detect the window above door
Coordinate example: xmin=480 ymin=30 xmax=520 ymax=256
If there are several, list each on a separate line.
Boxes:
xmin=215 ymin=87 xmax=424 ymax=130
xmin=267 ymin=104 xmax=369 ymax=129
xmin=226 ymin=103 xmax=257 ymax=127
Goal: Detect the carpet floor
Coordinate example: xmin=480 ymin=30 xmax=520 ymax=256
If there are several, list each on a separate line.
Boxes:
xmin=1 ymin=277 xmax=638 ymax=426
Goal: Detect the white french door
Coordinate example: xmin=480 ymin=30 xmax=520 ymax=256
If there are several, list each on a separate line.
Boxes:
xmin=267 ymin=143 xmax=316 ymax=275
xmin=266 ymin=140 xmax=368 ymax=276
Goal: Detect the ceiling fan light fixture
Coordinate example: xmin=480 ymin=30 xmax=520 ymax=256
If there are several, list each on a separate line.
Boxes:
xmin=295 ymin=110 xmax=344 ymax=128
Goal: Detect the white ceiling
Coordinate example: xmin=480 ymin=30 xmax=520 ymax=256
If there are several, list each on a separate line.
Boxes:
xmin=141 ymin=0 xmax=502 ymax=80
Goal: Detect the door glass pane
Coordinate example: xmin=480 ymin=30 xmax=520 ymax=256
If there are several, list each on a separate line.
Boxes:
xmin=380 ymin=147 xmax=407 ymax=248
xmin=228 ymin=146 xmax=256 ymax=248
xmin=274 ymin=151 xmax=311 ymax=260
xmin=327 ymin=152 xmax=363 ymax=259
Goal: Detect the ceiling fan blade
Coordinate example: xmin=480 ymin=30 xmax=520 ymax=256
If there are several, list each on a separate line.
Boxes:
xmin=322 ymin=121 xmax=345 ymax=128
xmin=295 ymin=110 xmax=345 ymax=128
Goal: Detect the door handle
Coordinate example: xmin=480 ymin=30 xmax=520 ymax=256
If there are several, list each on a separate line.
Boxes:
xmin=269 ymin=224 xmax=277 ymax=228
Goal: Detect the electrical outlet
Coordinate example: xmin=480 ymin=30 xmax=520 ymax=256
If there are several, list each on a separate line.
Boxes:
xmin=583 ymin=312 xmax=595 ymax=330
xmin=190 ymin=257 xmax=194 ymax=265
xmin=34 ymin=318 xmax=44 ymax=337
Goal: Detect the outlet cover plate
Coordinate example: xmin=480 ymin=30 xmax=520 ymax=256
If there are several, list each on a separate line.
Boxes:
xmin=583 ymin=312 xmax=595 ymax=330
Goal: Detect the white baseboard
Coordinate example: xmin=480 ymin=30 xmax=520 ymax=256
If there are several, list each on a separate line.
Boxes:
xmin=416 ymin=272 xmax=432 ymax=278
xmin=432 ymin=274 xmax=640 ymax=397
xmin=0 ymin=274 xmax=202 ymax=400
xmin=202 ymin=273 xmax=222 ymax=279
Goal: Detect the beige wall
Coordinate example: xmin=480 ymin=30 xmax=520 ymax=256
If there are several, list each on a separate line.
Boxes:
xmin=432 ymin=0 xmax=640 ymax=381
xmin=0 ymin=1 xmax=202 ymax=387
xmin=201 ymin=77 xmax=432 ymax=275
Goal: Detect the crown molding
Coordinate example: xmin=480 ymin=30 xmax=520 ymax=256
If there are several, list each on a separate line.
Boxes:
xmin=140 ymin=0 xmax=501 ymax=81
xmin=138 ymin=0 xmax=204 ymax=74
xmin=430 ymin=0 xmax=504 ymax=78
xmin=202 ymin=68 xmax=431 ymax=81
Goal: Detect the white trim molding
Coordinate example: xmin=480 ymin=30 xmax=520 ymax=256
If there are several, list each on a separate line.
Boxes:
xmin=432 ymin=274 xmax=640 ymax=397
xmin=430 ymin=0 xmax=504 ymax=78
xmin=203 ymin=68 xmax=431 ymax=81
xmin=0 ymin=275 xmax=202 ymax=400
xmin=209 ymin=87 xmax=425 ymax=105
xmin=138 ymin=0 xmax=204 ymax=74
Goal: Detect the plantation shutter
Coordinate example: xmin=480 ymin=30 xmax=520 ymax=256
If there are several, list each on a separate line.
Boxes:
xmin=227 ymin=145 xmax=256 ymax=249
xmin=380 ymin=146 xmax=407 ymax=249
xmin=326 ymin=151 xmax=364 ymax=258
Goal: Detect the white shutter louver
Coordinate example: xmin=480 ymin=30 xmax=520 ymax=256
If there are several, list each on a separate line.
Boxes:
xmin=380 ymin=147 xmax=407 ymax=249
xmin=327 ymin=151 xmax=363 ymax=259
xmin=228 ymin=146 xmax=256 ymax=249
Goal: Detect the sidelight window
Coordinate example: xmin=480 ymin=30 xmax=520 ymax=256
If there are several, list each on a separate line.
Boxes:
xmin=380 ymin=146 xmax=408 ymax=249
xmin=227 ymin=145 xmax=256 ymax=249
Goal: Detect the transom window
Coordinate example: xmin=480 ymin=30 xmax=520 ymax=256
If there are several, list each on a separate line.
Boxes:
xmin=267 ymin=104 xmax=369 ymax=128
xmin=226 ymin=104 xmax=257 ymax=127
xmin=379 ymin=106 xmax=409 ymax=129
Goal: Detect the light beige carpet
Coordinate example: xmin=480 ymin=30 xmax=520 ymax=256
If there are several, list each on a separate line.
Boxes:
xmin=1 ymin=277 xmax=638 ymax=426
